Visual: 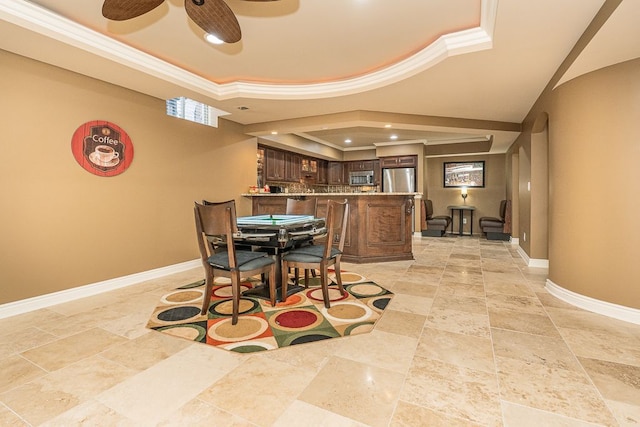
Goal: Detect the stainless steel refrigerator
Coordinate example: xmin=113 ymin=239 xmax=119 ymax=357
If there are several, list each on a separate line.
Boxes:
xmin=382 ymin=167 xmax=415 ymax=193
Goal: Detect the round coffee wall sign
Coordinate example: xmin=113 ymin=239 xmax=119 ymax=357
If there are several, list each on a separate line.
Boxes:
xmin=71 ymin=120 xmax=134 ymax=177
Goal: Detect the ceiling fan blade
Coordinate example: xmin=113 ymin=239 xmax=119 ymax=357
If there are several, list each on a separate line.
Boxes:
xmin=185 ymin=0 xmax=241 ymax=44
xmin=102 ymin=0 xmax=165 ymax=21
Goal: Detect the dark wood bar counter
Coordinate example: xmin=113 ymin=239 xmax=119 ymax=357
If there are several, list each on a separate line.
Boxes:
xmin=242 ymin=193 xmax=418 ymax=263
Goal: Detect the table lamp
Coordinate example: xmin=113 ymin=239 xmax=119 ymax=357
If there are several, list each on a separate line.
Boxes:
xmin=461 ymin=186 xmax=468 ymax=204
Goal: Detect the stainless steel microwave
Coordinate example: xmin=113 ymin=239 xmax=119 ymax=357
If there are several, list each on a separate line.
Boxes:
xmin=349 ymin=170 xmax=375 ymax=186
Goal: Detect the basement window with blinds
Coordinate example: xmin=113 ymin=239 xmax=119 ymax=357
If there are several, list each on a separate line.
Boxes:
xmin=166 ymin=97 xmax=228 ymax=128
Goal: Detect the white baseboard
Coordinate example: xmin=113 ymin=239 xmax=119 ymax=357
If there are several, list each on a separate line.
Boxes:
xmin=509 ymin=237 xmax=519 ymax=245
xmin=516 ymin=246 xmax=549 ymax=268
xmin=0 ymin=259 xmax=201 ymax=320
xmin=546 ymin=279 xmax=640 ymax=325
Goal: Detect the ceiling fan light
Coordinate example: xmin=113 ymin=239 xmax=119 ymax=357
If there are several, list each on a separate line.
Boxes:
xmin=205 ymin=33 xmax=225 ymax=44
xmin=186 ymin=0 xmax=241 ymax=43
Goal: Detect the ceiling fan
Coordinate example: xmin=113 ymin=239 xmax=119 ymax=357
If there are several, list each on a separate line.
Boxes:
xmin=101 ymin=0 xmax=279 ymax=44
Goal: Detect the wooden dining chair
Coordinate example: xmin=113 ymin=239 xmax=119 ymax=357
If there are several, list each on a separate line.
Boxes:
xmin=281 ymin=199 xmax=349 ymax=308
xmin=194 ymin=200 xmax=276 ymax=325
xmin=285 ymin=197 xmax=317 ymax=216
xmin=285 ymin=197 xmax=319 ymax=283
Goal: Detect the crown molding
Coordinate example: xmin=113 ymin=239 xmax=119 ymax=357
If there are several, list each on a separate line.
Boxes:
xmin=373 ymin=140 xmax=427 ymax=148
xmin=1 ymin=0 xmax=498 ymax=101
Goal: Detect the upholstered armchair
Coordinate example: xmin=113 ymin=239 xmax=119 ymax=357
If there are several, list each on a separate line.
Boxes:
xmin=479 ymin=200 xmax=512 ymax=241
xmin=421 ymin=199 xmax=452 ymax=237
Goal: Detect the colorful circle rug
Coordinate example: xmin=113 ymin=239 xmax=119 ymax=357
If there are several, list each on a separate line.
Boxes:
xmin=146 ymin=270 xmax=393 ymax=353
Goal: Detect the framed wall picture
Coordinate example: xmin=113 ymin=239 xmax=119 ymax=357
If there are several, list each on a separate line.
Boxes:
xmin=443 ymin=161 xmax=485 ymax=188
xmin=71 ymin=120 xmax=134 ymax=177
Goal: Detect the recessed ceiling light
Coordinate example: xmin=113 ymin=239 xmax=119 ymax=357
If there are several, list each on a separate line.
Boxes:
xmin=271 ymin=131 xmax=278 ymax=135
xmin=385 ymin=124 xmax=392 ymax=128
xmin=205 ymin=33 xmax=224 ymax=45
xmin=345 ymin=139 xmax=352 ymax=144
xmin=390 ymin=135 xmax=398 ymax=140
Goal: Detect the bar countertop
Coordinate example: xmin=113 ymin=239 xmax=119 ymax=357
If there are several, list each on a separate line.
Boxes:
xmin=242 ymin=192 xmax=421 ymax=197
xmin=245 ymin=192 xmax=418 ymax=263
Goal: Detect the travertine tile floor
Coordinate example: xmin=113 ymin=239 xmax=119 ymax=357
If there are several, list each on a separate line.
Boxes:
xmin=1 ymin=237 xmax=639 ymax=426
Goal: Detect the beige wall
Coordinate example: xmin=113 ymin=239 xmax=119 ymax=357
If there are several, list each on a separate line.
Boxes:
xmin=545 ymin=58 xmax=640 ymax=309
xmin=505 ymin=151 xmax=519 ymax=239
xmin=517 ymin=143 xmax=532 ymax=255
xmin=426 ymin=154 xmax=506 ymax=235
xmin=512 ymin=124 xmax=549 ymax=260
xmin=0 ymin=50 xmax=256 ymax=304
xmin=530 ymin=124 xmax=549 ymax=260
xmin=503 ymin=0 xmax=639 ymax=310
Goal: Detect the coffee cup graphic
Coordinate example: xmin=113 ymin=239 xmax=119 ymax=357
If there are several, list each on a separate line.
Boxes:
xmin=93 ymin=145 xmax=119 ymax=163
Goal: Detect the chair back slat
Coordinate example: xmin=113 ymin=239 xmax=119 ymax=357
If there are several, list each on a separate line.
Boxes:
xmin=286 ymin=198 xmax=317 ymax=216
xmin=323 ymin=199 xmax=349 ymax=259
xmin=194 ymin=200 xmax=238 ymax=268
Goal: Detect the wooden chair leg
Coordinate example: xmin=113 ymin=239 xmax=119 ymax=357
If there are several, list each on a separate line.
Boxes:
xmin=290 ymin=266 xmax=300 ymax=298
xmin=201 ymin=269 xmax=214 ymax=315
xmin=268 ymin=267 xmax=276 ymax=307
xmin=320 ymin=265 xmax=330 ymax=308
xmin=333 ymin=261 xmax=345 ymax=294
xmin=281 ymin=262 xmax=289 ymax=303
xmin=231 ymin=272 xmax=240 ymax=325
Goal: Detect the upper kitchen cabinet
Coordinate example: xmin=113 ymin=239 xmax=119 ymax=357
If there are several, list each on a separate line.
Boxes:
xmin=265 ymin=147 xmax=286 ymax=181
xmin=285 ymin=152 xmax=301 ymax=182
xmin=348 ymin=160 xmax=376 ymax=171
xmin=317 ymin=160 xmax=328 ymax=184
xmin=301 ymin=157 xmax=318 ymax=181
xmin=380 ymin=155 xmax=417 ymax=168
xmin=373 ymin=159 xmax=381 ymax=184
xmin=328 ymin=161 xmax=346 ymax=185
xmin=262 ymin=146 xmax=302 ymax=183
xmin=257 ymin=147 xmax=265 ymax=187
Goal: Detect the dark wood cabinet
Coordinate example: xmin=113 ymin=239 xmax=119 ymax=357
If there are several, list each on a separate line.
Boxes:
xmin=263 ymin=146 xmax=332 ymax=183
xmin=257 ymin=147 xmax=265 ymax=187
xmin=261 ymin=146 xmax=409 ymax=188
xmin=348 ymin=160 xmax=375 ymax=171
xmin=285 ymin=152 xmax=301 ymax=182
xmin=328 ymin=161 xmax=346 ymax=185
xmin=265 ymin=148 xmax=285 ymax=181
xmin=317 ymin=160 xmax=328 ymax=184
xmin=252 ymin=197 xmax=287 ymax=215
xmin=373 ymin=159 xmax=381 ymax=184
xmin=380 ymin=155 xmax=417 ymax=168
xmin=301 ymin=157 xmax=319 ymax=181
xmin=355 ymin=196 xmax=413 ymax=261
xmin=263 ymin=147 xmax=302 ymax=183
